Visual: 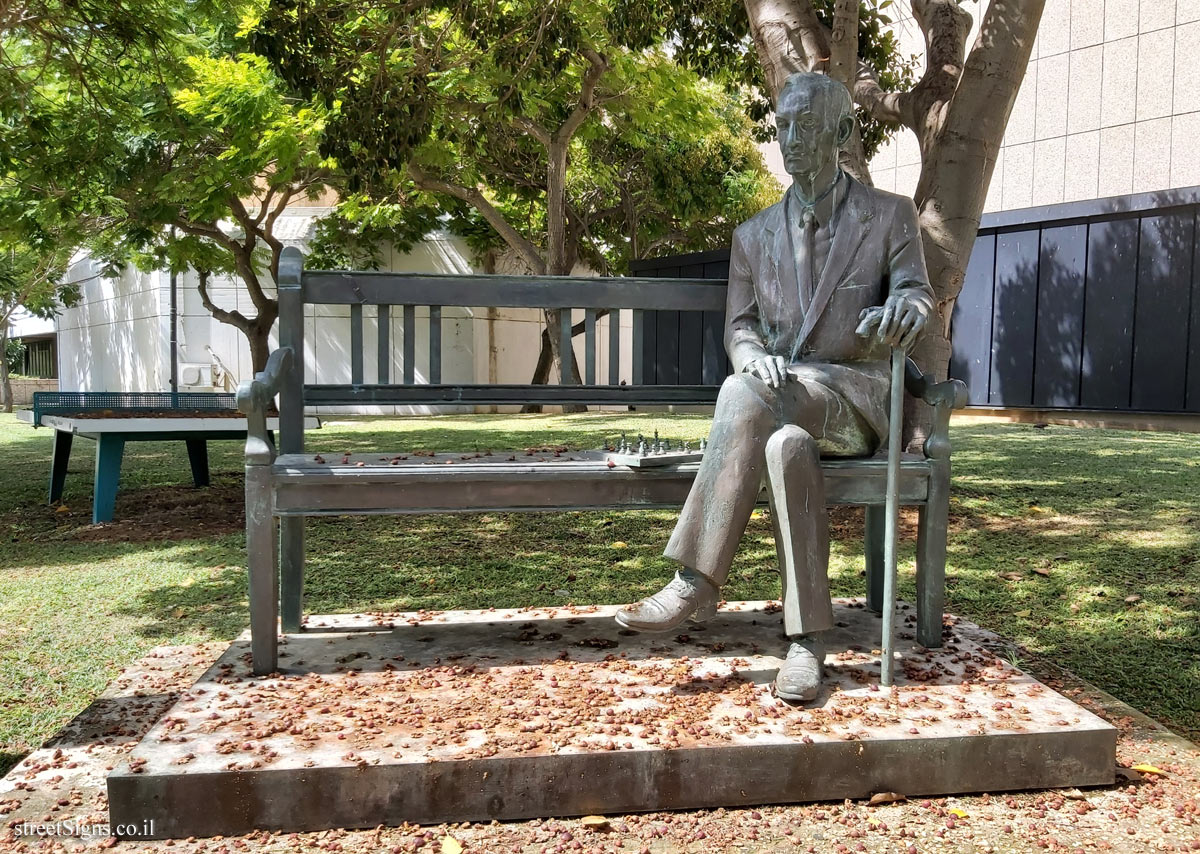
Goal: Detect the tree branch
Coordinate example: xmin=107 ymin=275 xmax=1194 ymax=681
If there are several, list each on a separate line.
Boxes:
xmin=828 ymin=0 xmax=859 ymax=91
xmin=853 ymin=61 xmax=910 ymax=126
xmin=196 ymin=269 xmax=251 ymax=332
xmin=513 ymin=116 xmax=552 ymax=147
xmin=744 ymin=0 xmax=829 ymax=102
xmin=554 ymin=48 xmax=608 ymax=145
xmin=908 ymin=0 xmax=973 ymax=137
xmin=408 ymin=163 xmax=547 ymax=274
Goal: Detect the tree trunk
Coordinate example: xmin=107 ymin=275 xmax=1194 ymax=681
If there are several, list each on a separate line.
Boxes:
xmin=528 ymin=138 xmax=588 ymax=413
xmin=0 ymin=326 xmax=12 ymax=413
xmin=741 ymin=0 xmax=1044 ymax=446
xmin=248 ymin=324 xmax=272 ymax=376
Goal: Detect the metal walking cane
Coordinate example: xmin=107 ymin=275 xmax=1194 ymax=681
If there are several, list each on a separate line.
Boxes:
xmin=880 ymin=343 xmax=906 ymax=687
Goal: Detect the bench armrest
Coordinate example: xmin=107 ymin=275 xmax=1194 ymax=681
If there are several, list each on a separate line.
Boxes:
xmin=903 ymin=357 xmax=968 ymax=461
xmin=237 ymin=347 xmax=293 ymax=465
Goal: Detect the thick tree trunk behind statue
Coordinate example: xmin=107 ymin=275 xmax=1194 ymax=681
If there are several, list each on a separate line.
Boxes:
xmin=0 ymin=327 xmax=12 ymax=414
xmin=741 ymin=0 xmax=1044 ymax=446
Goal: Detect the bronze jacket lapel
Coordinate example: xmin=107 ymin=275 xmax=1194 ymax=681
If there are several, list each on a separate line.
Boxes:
xmin=759 ymin=201 xmax=800 ymax=349
xmin=794 ymin=178 xmax=875 ymax=351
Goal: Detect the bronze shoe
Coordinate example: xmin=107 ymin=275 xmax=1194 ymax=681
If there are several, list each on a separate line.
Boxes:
xmin=774 ymin=637 xmax=825 ymax=703
xmin=614 ymin=569 xmax=719 ymax=632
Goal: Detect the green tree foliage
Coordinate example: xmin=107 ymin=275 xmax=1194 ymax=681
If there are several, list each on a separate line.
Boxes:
xmin=608 ymin=0 xmax=914 ymax=156
xmin=0 ymin=239 xmax=77 ymax=410
xmin=1 ymin=2 xmax=333 ymax=373
xmin=253 ymin=0 xmax=780 ymax=385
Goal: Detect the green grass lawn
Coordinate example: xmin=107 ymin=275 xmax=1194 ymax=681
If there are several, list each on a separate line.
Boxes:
xmin=0 ymin=410 xmax=1197 ymax=775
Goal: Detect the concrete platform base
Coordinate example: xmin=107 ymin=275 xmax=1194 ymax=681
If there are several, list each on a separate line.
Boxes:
xmin=108 ymin=600 xmax=1116 ymax=839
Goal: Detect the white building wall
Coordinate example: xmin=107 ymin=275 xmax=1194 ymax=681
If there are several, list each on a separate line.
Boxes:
xmin=51 ymin=213 xmax=636 ymax=412
xmin=55 ymin=259 xmax=165 ymax=392
xmin=761 ymin=1 xmax=1200 ymax=210
xmin=872 ymin=0 xmax=1200 ymax=208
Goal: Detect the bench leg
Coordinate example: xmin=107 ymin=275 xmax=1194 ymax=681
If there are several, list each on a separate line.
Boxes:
xmin=49 ymin=429 xmax=73 ymax=504
xmin=185 ymin=439 xmax=210 ymax=487
xmin=280 ymin=516 xmax=305 ymax=633
xmin=864 ymin=504 xmax=885 ymax=612
xmin=916 ymin=462 xmax=950 ymax=648
xmin=92 ymin=435 xmax=125 ymax=524
xmin=246 ymin=464 xmax=278 ymax=674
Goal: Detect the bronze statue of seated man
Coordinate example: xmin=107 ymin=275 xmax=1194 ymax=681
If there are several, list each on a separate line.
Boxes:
xmin=616 ymin=71 xmax=934 ymax=703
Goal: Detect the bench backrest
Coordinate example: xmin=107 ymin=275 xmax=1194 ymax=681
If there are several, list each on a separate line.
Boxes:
xmin=275 ymin=246 xmax=732 ymax=453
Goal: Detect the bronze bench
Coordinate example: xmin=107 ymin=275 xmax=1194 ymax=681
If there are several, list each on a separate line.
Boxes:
xmin=238 ymin=246 xmax=967 ymax=674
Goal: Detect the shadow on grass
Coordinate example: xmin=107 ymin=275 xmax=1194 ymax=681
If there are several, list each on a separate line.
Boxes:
xmin=0 ymin=750 xmax=24 ymax=777
xmin=4 ymin=414 xmax=1198 ymax=741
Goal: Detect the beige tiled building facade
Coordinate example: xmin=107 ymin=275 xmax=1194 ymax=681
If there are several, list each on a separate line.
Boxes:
xmin=864 ymin=0 xmax=1200 ymax=211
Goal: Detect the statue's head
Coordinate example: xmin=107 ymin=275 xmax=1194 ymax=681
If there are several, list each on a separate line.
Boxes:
xmin=776 ymin=72 xmax=854 ymax=182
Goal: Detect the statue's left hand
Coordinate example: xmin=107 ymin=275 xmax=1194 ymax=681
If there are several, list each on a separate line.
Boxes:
xmin=855 ymin=293 xmax=929 ymax=351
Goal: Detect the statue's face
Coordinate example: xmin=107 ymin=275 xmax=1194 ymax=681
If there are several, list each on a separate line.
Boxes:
xmin=776 ymin=83 xmax=843 ymax=181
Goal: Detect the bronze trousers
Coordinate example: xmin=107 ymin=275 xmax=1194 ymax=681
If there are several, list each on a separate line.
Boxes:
xmin=664 ymin=369 xmax=875 ymax=637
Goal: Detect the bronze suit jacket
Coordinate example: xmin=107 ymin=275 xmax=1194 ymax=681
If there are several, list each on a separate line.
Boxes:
xmin=724 ymin=175 xmax=936 ymax=447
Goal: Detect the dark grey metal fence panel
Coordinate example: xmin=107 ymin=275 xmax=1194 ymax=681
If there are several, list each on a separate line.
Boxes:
xmin=678 ymin=263 xmax=705 ymax=385
xmin=702 ymin=259 xmax=731 ymax=385
xmin=1189 ymin=211 xmax=1200 ymax=411
xmin=1132 ymin=212 xmax=1194 ymax=411
xmin=950 ymin=233 xmax=996 ymax=405
xmin=989 ymin=230 xmax=1040 ymax=407
xmin=630 ymin=253 xmax=732 ymax=388
xmin=1034 ymin=224 xmax=1087 ymax=407
xmin=638 ymin=186 xmax=1200 ymax=414
xmin=654 ymin=263 xmax=681 ymax=385
xmin=1080 ymin=218 xmax=1138 ymax=409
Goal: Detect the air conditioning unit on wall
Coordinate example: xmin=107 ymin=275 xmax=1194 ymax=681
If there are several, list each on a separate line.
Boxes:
xmin=180 ymin=361 xmax=216 ymax=388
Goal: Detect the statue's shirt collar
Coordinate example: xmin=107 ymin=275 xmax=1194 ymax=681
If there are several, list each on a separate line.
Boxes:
xmin=787 ymin=170 xmax=847 ymax=230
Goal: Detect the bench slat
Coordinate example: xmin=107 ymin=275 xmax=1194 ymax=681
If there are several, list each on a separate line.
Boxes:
xmin=350 ymin=304 xmax=364 ymax=385
xmin=585 ymin=309 xmax=596 ymax=385
xmin=402 ymin=305 xmax=416 ymax=384
xmin=429 ymin=306 xmax=442 ymax=384
xmin=270 ymin=454 xmax=930 ymax=515
xmin=378 ymin=304 xmax=391 ymax=384
xmin=303 ymin=384 xmax=721 ymax=406
xmin=559 ymin=309 xmax=572 ymax=384
xmin=303 ymin=272 xmax=727 ymax=311
xmin=608 ymin=309 xmax=621 ymax=384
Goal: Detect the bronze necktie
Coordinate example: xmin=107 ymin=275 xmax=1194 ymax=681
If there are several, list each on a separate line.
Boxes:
xmin=799 ymin=208 xmax=816 ymax=310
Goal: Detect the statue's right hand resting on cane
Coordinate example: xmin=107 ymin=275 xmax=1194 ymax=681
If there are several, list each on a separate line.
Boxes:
xmin=855 ymin=292 xmax=930 ymax=351
xmin=744 ymin=354 xmax=790 ymax=388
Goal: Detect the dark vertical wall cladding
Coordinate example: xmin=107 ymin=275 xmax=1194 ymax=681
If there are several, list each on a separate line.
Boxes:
xmin=702 ymin=260 xmax=731 ymax=385
xmin=990 ymin=230 xmax=1040 ymax=407
xmin=653 ymin=264 xmax=681 ymax=385
xmin=1034 ymin=225 xmax=1087 ymax=407
xmin=633 ymin=251 xmax=731 ymax=386
xmin=1189 ymin=211 xmax=1200 ymax=410
xmin=950 ymin=234 xmax=996 ymax=405
xmin=1081 ymin=219 xmax=1138 ymax=409
xmin=1132 ymin=213 xmax=1195 ymax=410
xmin=677 ymin=263 xmax=705 ymax=385
xmin=638 ymin=185 xmax=1200 ymax=411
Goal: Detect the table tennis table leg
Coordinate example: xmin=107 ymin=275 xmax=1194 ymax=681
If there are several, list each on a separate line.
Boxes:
xmin=49 ymin=429 xmax=73 ymax=504
xmin=185 ymin=439 xmax=210 ymax=487
xmin=93 ymin=434 xmax=126 ymax=524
